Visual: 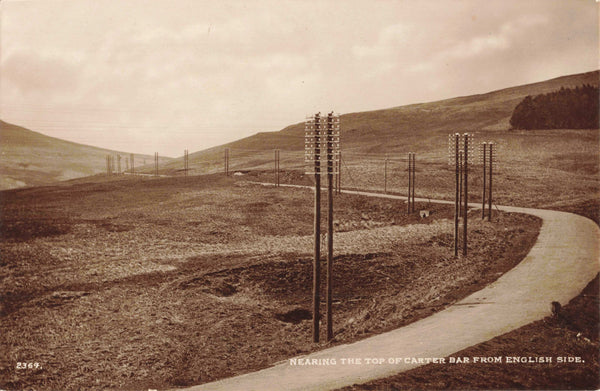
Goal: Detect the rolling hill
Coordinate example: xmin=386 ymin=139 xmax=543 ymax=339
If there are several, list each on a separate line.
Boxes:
xmin=157 ymin=70 xmax=598 ymax=175
xmin=151 ymin=69 xmax=597 ymax=216
xmin=0 ymin=120 xmax=172 ymax=190
xmin=1 ymin=70 xmax=597 ymax=189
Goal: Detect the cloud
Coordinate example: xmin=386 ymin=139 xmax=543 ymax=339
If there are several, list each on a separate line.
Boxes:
xmin=410 ymin=12 xmax=550 ymax=73
xmin=1 ymin=50 xmax=82 ymax=98
xmin=130 ymin=23 xmax=211 ymax=46
xmin=1 ymin=0 xmax=597 ymax=157
xmin=441 ymin=34 xmax=510 ymax=60
xmin=352 ymin=23 xmax=412 ymax=59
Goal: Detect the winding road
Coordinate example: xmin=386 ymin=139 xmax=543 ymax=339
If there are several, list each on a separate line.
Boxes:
xmin=177 ymin=184 xmax=600 ymax=391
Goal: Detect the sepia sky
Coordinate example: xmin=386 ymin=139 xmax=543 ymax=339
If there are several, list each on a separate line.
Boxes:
xmin=1 ymin=0 xmax=598 ymax=157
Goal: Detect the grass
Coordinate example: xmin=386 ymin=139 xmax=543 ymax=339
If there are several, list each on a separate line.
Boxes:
xmin=0 ymin=176 xmax=541 ymax=390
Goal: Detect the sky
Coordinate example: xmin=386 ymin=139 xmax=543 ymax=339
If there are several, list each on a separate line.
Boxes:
xmin=1 ymin=0 xmax=598 ymax=157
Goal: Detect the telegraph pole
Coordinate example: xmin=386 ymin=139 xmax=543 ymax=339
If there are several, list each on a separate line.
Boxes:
xmin=488 ymin=142 xmax=494 ymax=222
xmin=384 ymin=156 xmax=388 ymax=194
xmin=274 ymin=149 xmax=280 ymax=187
xmin=411 ymin=153 xmax=415 ymax=213
xmin=130 ymin=153 xmax=135 ymax=175
xmin=305 ymin=111 xmax=339 ymax=343
xmin=482 ymin=143 xmax=487 ymax=219
xmin=407 ymin=153 xmax=411 ymax=213
xmin=184 ymin=149 xmax=189 ymax=177
xmin=454 ymin=135 xmax=460 ymax=256
xmin=462 ymin=133 xmax=473 ymax=257
xmin=224 ymin=148 xmax=230 ymax=176
xmin=449 ymin=133 xmax=461 ymax=257
xmin=458 ymin=151 xmax=463 ymax=218
xmin=336 ymin=151 xmax=342 ymax=195
xmin=326 ymin=112 xmax=340 ymax=341
xmin=325 ymin=112 xmax=335 ymax=341
xmin=306 ymin=113 xmax=322 ymax=343
xmin=154 ymin=152 xmax=159 ymax=176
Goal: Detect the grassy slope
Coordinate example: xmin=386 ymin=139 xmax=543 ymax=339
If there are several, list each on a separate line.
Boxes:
xmin=159 ymin=70 xmax=599 ymax=212
xmin=160 ymin=70 xmax=598 ymax=172
xmin=0 ymin=176 xmax=541 ymax=390
xmin=0 ymin=120 xmax=173 ymax=190
xmin=2 ymin=70 xmax=598 ymax=200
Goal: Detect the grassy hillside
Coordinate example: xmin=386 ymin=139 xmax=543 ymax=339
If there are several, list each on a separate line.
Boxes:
xmin=157 ymin=70 xmax=598 ymax=175
xmin=0 ymin=120 xmax=172 ymax=190
xmin=155 ymin=70 xmax=598 ymax=213
xmin=2 ymin=70 xmax=597 ymax=199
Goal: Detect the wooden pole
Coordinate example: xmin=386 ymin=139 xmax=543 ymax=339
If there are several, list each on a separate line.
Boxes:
xmin=458 ymin=151 xmax=463 ymax=218
xmin=407 ymin=153 xmax=411 ymax=214
xmin=482 ymin=143 xmax=487 ymax=219
xmin=184 ymin=149 xmax=188 ymax=177
xmin=155 ymin=152 xmax=158 ymax=176
xmin=275 ymin=149 xmax=280 ymax=187
xmin=337 ymin=151 xmax=341 ymax=194
xmin=411 ymin=153 xmax=415 ymax=213
xmin=312 ymin=113 xmax=321 ymax=343
xmin=454 ymin=134 xmax=459 ymax=257
xmin=488 ymin=143 xmax=493 ymax=222
xmin=463 ymin=134 xmax=469 ymax=257
xmin=384 ymin=157 xmax=388 ymax=194
xmin=130 ymin=153 xmax=134 ymax=175
xmin=326 ymin=114 xmax=334 ymax=341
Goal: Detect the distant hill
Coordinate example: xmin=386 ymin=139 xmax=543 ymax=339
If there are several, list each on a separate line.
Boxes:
xmin=158 ymin=70 xmax=599 ymax=175
xmin=3 ymin=70 xmax=598 ymax=186
xmin=0 ymin=120 xmax=172 ymax=190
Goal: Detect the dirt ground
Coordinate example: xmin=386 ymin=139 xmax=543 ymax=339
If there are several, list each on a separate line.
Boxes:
xmin=0 ymin=174 xmax=541 ymax=390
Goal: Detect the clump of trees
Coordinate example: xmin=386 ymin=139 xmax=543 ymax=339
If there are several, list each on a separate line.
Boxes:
xmin=509 ymin=84 xmax=599 ymax=129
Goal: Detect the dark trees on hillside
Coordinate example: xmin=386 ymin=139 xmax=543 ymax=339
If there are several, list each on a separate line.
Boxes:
xmin=509 ymin=84 xmax=599 ymax=130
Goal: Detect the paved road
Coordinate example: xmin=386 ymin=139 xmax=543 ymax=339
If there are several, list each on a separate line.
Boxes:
xmin=177 ymin=185 xmax=600 ymax=391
